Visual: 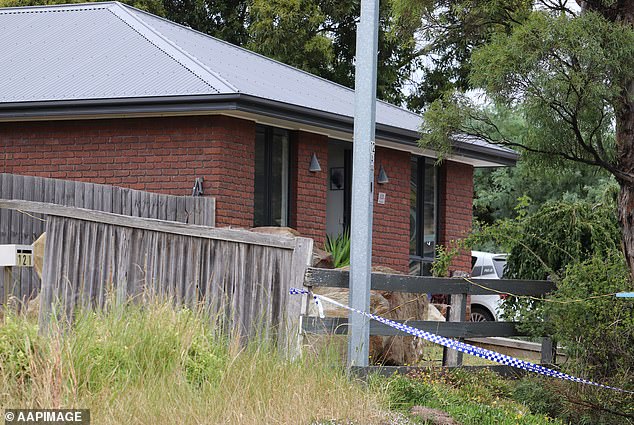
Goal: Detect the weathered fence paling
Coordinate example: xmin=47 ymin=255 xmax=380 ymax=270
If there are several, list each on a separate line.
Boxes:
xmin=302 ymin=267 xmax=556 ymax=369
xmin=0 ymin=173 xmax=215 ymax=302
xmin=0 ymin=200 xmax=312 ymax=355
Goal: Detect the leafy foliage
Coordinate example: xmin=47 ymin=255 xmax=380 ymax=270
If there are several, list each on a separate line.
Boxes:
xmin=466 ymin=197 xmax=634 ymax=422
xmin=468 ymin=196 xmax=621 ymax=279
xmin=162 ymin=0 xmax=250 ymax=45
xmin=417 ymin=1 xmax=634 ymax=277
xmin=392 ymin=0 xmax=533 ymax=111
xmin=430 ymin=243 xmax=460 ymax=277
xmin=550 ymin=253 xmax=634 ymax=382
xmin=511 ymin=253 xmax=634 ymax=424
xmin=419 ymin=6 xmax=634 ymax=172
xmin=505 ymin=199 xmax=621 ymax=281
xmin=474 ymin=160 xmax=618 ymax=223
xmin=247 ymin=0 xmax=419 ymax=104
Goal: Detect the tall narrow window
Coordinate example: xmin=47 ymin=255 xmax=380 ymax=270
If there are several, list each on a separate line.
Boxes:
xmin=254 ymin=126 xmax=290 ymax=227
xmin=409 ymin=156 xmax=438 ymax=275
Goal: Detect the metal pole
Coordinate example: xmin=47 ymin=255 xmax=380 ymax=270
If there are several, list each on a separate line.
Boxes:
xmin=348 ymin=0 xmax=380 ymax=367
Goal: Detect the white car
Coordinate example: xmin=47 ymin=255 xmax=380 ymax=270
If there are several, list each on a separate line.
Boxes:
xmin=469 ymin=251 xmax=508 ymax=322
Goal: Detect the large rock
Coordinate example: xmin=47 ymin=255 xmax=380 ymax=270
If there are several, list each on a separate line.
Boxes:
xmin=249 ymin=226 xmax=333 ymax=268
xmin=33 ymin=232 xmax=46 ymax=280
xmin=307 ymin=265 xmax=440 ymax=366
xmin=249 ymin=226 xmax=300 ymax=237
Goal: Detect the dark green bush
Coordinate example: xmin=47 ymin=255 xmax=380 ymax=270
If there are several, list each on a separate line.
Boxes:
xmin=550 ymin=252 xmax=634 ymax=381
xmin=512 ymin=377 xmax=565 ymax=418
xmin=468 ymin=197 xmax=634 ymax=424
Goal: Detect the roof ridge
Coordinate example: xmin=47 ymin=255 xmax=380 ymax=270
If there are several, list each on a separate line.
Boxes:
xmin=116 ymin=3 xmax=422 ymax=119
xmin=0 ymin=2 xmax=115 ymax=13
xmin=107 ymin=2 xmax=237 ymax=94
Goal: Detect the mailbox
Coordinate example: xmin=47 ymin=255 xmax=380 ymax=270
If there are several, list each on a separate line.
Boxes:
xmin=0 ymin=245 xmax=34 ymax=267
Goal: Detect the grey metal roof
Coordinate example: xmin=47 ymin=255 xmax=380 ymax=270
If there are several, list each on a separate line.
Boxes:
xmin=125 ymin=6 xmax=423 ymax=133
xmin=0 ymin=4 xmax=223 ymax=100
xmin=0 ymin=2 xmax=517 ymax=165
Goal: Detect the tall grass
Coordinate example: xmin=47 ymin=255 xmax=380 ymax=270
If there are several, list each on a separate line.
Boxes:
xmin=0 ymin=302 xmax=388 ymax=424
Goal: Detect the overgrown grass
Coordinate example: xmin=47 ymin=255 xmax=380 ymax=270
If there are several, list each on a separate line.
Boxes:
xmin=1 ymin=303 xmax=570 ymax=424
xmin=0 ymin=303 xmax=387 ymax=424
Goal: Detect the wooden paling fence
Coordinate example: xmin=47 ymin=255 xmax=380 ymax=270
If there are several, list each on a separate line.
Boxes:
xmin=0 ymin=200 xmax=312 ymax=352
xmin=302 ymin=268 xmax=556 ymax=374
xmin=0 ymin=173 xmax=215 ymax=301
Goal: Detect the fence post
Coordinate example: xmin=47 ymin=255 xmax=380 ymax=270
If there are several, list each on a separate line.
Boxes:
xmin=540 ymin=337 xmax=556 ymax=365
xmin=2 ymin=266 xmax=12 ymax=308
xmin=287 ymin=237 xmax=314 ymax=359
xmin=443 ymin=293 xmax=467 ymax=367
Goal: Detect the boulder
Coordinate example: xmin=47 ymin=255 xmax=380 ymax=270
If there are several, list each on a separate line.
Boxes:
xmin=311 ymin=247 xmax=333 ymax=268
xmin=33 ymin=232 xmax=46 ymax=279
xmin=249 ymin=226 xmax=300 ymax=237
xmin=307 ymin=265 xmax=438 ymax=366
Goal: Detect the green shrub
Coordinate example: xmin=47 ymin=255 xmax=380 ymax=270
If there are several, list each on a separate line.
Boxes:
xmin=467 ymin=197 xmax=634 ymax=424
xmin=549 ymin=252 xmax=634 ymax=381
xmin=512 ymin=377 xmax=564 ymax=418
xmin=325 ymin=229 xmax=351 ymax=268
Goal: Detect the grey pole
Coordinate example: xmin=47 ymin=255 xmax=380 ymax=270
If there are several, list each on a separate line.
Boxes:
xmin=348 ymin=0 xmax=380 ymax=367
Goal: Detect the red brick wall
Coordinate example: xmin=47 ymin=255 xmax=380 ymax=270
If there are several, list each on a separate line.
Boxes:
xmin=438 ymin=160 xmax=474 ymax=273
xmin=1 ymin=116 xmax=475 ymax=273
xmin=372 ymin=147 xmax=410 ymax=273
xmin=291 ymin=131 xmax=328 ymax=247
xmin=0 ymin=115 xmax=256 ymax=228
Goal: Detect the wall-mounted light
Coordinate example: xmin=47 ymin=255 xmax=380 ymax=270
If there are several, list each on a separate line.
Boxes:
xmin=192 ymin=177 xmax=204 ymax=197
xmin=377 ymin=165 xmax=389 ymax=184
xmin=309 ymin=153 xmax=322 ymax=172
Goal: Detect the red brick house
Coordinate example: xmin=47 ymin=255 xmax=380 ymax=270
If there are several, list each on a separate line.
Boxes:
xmin=0 ymin=2 xmax=517 ymax=275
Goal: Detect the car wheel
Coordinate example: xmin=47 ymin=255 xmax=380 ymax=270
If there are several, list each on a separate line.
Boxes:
xmin=470 ymin=306 xmax=495 ymax=322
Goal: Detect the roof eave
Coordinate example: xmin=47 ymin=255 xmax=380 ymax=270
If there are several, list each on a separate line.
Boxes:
xmin=0 ymin=94 xmax=518 ymax=166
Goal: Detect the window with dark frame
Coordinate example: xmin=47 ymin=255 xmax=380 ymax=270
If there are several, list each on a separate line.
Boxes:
xmin=254 ymin=125 xmax=290 ymax=227
xmin=409 ymin=156 xmax=439 ymax=276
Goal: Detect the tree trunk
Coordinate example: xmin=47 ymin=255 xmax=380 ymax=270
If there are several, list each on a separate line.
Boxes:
xmin=618 ymin=182 xmax=634 ymax=276
xmin=616 ymin=78 xmax=634 ymax=278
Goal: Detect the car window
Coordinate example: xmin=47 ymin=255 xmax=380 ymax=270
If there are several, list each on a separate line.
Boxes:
xmin=493 ymin=259 xmax=506 ymax=278
xmin=471 ymin=266 xmax=482 ymax=277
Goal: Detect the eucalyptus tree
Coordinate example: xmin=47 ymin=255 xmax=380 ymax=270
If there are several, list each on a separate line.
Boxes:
xmin=405 ymin=0 xmax=634 ymax=278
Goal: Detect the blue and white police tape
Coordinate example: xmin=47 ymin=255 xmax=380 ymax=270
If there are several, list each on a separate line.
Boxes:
xmin=290 ymin=287 xmax=633 ymax=394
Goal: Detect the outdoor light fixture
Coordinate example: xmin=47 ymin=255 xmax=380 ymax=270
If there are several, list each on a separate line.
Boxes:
xmin=309 ymin=153 xmax=322 ymax=172
xmin=377 ymin=165 xmax=389 ymax=184
xmin=192 ymin=177 xmax=204 ymax=197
